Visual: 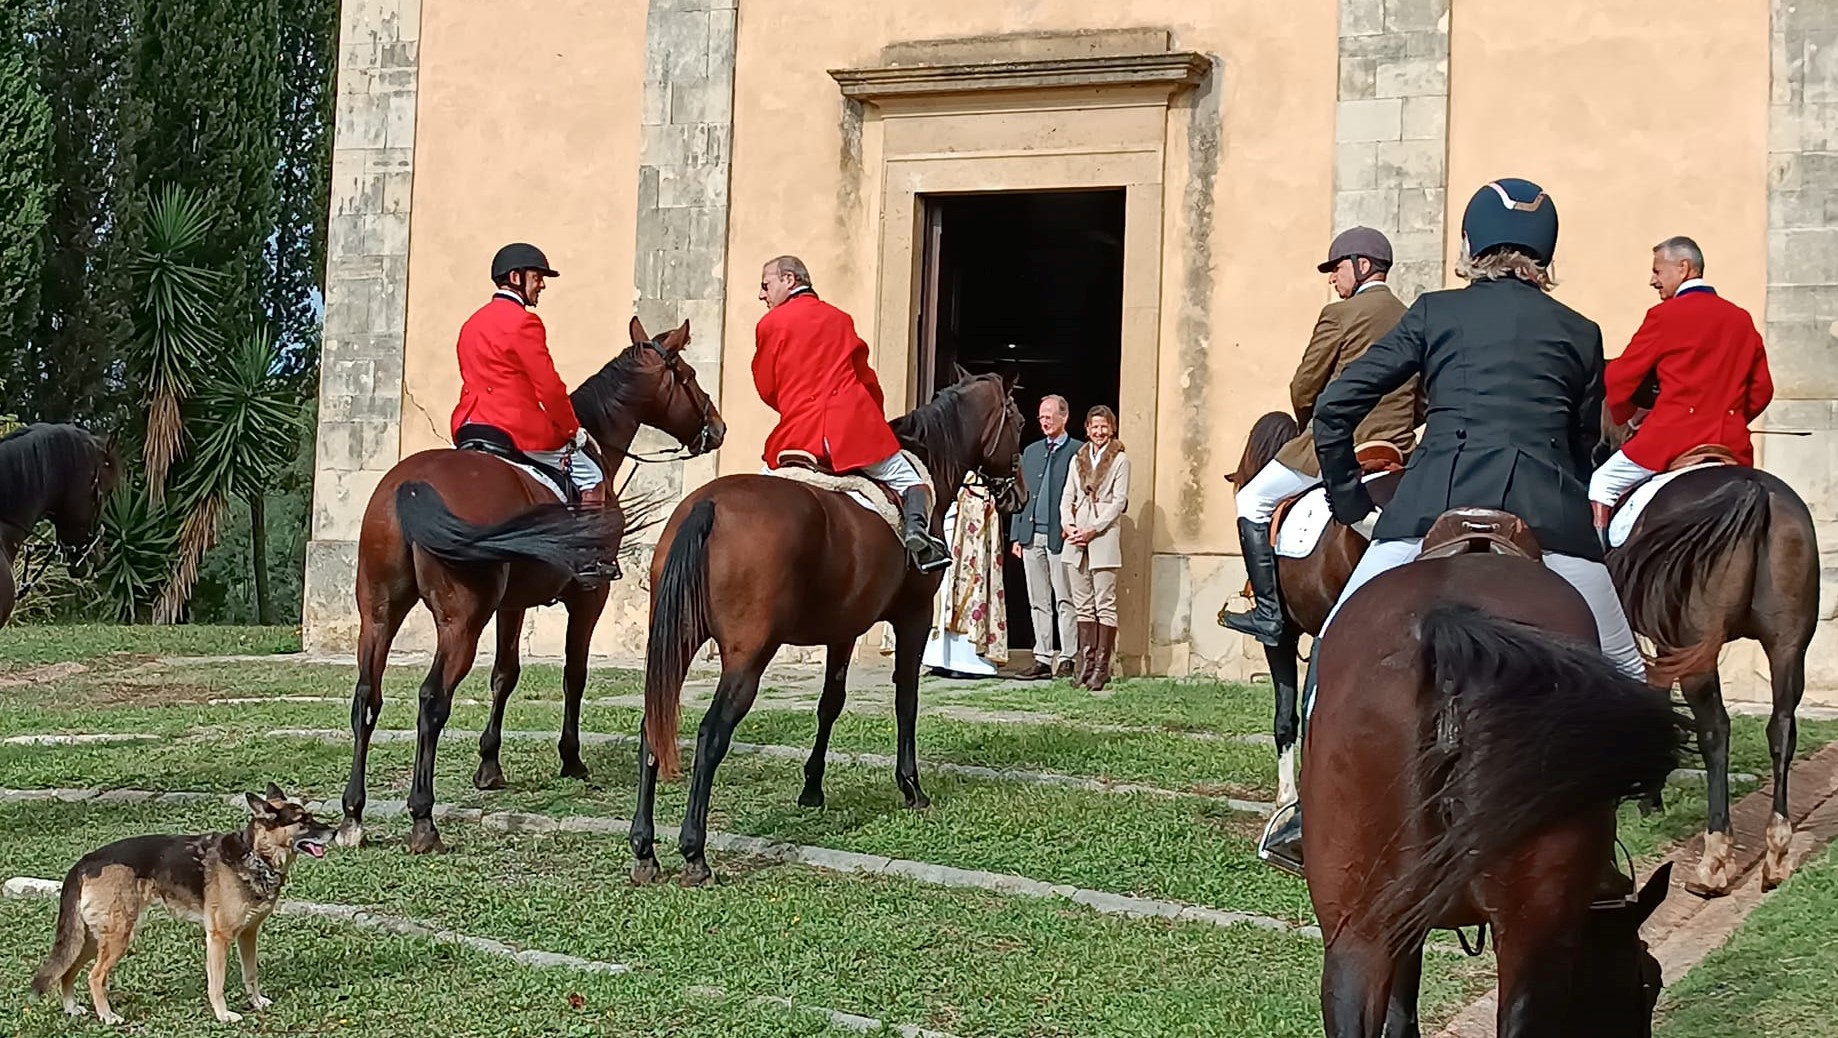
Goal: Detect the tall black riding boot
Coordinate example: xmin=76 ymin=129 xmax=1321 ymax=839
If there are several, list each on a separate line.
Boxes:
xmin=899 ymin=487 xmax=952 ymax=573
xmin=1257 ymin=663 xmax=1314 ymax=878
xmin=1220 ymin=517 xmax=1285 ymax=647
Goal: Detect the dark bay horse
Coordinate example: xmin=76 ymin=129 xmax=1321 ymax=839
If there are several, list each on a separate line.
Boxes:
xmin=1599 ymin=419 xmax=1820 ymax=895
xmin=0 ymin=424 xmax=120 ymax=627
xmin=1223 ymin=411 xmax=1373 ymax=805
xmin=1305 ymin=551 xmax=1688 ymax=1036
xmin=631 ymin=368 xmax=1025 ymax=886
xmin=337 ymin=317 xmax=725 ymax=854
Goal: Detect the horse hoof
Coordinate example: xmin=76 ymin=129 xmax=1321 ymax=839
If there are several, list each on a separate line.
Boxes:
xmin=335 ymin=819 xmax=365 ymax=850
xmin=797 ymin=787 xmax=825 ymax=809
xmin=631 ymin=858 xmax=662 ymax=886
xmin=473 ymin=764 xmax=507 ymax=791
xmin=1763 ymin=814 xmax=1794 ymax=891
xmin=560 ymin=761 xmax=592 ymax=782
xmin=680 ymin=861 xmax=715 ymax=888
xmin=903 ymin=792 xmax=932 ymax=811
xmin=408 ymin=822 xmax=446 ymax=855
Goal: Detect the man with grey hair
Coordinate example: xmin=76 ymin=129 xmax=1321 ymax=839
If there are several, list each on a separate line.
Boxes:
xmin=1589 ymin=235 xmax=1774 ymax=547
xmin=1009 ymin=394 xmax=1083 ymax=679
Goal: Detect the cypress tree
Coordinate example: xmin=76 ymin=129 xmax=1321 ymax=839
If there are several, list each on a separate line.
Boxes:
xmin=0 ymin=1 xmax=54 ymax=359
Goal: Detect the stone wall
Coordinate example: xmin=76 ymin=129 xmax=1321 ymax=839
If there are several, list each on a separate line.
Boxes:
xmin=1332 ymin=0 xmax=1450 ymax=303
xmin=302 ymin=0 xmax=421 ymax=652
xmin=1755 ymin=0 xmax=1838 ymax=697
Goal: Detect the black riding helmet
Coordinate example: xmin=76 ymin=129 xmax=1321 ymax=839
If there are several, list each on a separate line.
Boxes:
xmin=491 ymin=242 xmax=559 ymax=284
xmin=1461 ymin=178 xmax=1558 ymax=264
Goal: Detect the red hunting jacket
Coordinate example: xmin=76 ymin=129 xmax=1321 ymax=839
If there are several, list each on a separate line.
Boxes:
xmin=449 ymin=293 xmax=581 ymax=452
xmin=1605 ymin=287 xmax=1773 ymax=470
xmin=753 ymin=291 xmax=901 ymax=472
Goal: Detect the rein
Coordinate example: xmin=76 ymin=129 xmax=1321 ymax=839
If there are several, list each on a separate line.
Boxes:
xmin=596 ymin=339 xmax=720 ymax=467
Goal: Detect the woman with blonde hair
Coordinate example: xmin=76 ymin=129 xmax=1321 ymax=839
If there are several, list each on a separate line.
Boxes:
xmin=1060 ymin=405 xmax=1130 ymax=691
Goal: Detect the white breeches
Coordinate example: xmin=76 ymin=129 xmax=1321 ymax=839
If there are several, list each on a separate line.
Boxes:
xmin=523 ymin=445 xmax=604 ymax=490
xmin=857 ymin=450 xmax=925 ymax=493
xmin=1589 ymin=449 xmax=1659 ymax=508
xmin=1235 ymin=459 xmax=1322 ymax=524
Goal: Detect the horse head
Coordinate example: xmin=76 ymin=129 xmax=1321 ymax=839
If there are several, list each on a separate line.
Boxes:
xmin=1574 ymin=861 xmax=1672 ymax=1035
xmin=570 ymin=319 xmax=727 ymax=466
xmin=951 ymin=363 xmax=1027 ymax=514
xmin=52 ymin=427 xmax=120 ymax=568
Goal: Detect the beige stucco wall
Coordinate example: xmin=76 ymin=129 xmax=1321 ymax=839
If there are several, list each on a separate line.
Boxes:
xmin=400 ymin=1 xmax=649 ymax=461
xmin=1445 ymin=0 xmax=1769 ymax=356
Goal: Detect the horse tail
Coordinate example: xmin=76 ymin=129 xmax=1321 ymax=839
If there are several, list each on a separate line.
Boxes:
xmin=644 ymin=498 xmax=716 ymax=782
xmin=1377 ymin=603 xmax=1691 ymax=950
xmin=393 ymin=480 xmax=616 ymax=572
xmin=1608 ymin=473 xmax=1770 ymax=683
xmin=1230 ymin=411 xmax=1301 ymax=487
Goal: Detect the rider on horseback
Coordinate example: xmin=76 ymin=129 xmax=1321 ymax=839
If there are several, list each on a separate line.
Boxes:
xmin=450 ymin=242 xmax=617 ymax=580
xmin=1258 ymin=178 xmax=1647 ymax=878
xmin=1218 ymin=226 xmax=1421 ymax=645
xmin=1588 ymin=235 xmax=1774 ymax=548
xmin=753 ymin=255 xmax=951 ymax=572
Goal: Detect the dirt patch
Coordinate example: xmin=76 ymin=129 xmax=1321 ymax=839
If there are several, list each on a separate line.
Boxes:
xmin=0 ymin=661 xmax=89 ymax=687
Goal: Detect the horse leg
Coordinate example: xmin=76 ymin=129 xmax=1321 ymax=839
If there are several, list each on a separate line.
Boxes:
xmin=1381 ymin=939 xmax=1425 ymax=1038
xmin=892 ymin=616 xmax=932 ymax=810
xmin=1761 ymin=641 xmax=1806 ymax=890
xmin=1320 ymin=934 xmax=1396 ymax=1037
xmin=629 ymin=728 xmax=665 ymax=886
xmin=407 ymin=614 xmax=487 ymax=855
xmin=678 ymin=646 xmax=770 ymax=887
xmin=557 ymin=589 xmax=607 ymax=781
xmin=1269 ymin=628 xmax=1301 ymax=806
xmin=799 ymin=639 xmax=855 ymax=809
xmin=338 ymin=596 xmax=410 ymax=849
xmin=473 ymin=606 xmax=525 ymax=791
xmin=1680 ymin=669 xmax=1735 ymax=897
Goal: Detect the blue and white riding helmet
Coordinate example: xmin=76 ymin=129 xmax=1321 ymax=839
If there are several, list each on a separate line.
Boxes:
xmin=1460 ymin=177 xmax=1558 ymax=264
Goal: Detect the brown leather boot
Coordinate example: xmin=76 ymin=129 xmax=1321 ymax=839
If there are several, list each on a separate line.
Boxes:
xmin=1072 ymin=621 xmax=1098 ymax=687
xmin=1087 ymin=624 xmax=1118 ymax=692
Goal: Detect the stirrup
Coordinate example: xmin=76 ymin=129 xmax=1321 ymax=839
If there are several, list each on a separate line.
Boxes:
xmin=1257 ymin=801 xmax=1306 ymax=879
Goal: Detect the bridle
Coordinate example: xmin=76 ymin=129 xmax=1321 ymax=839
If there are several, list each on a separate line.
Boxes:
xmin=600 ymin=338 xmax=720 ymax=467
xmin=968 ymin=383 xmax=1026 ymax=507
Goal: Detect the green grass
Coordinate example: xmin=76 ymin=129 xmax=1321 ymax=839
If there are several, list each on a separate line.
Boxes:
xmin=1656 ymin=843 xmax=1838 ymax=1037
xmin=0 ymin=624 xmax=300 ymax=668
xmin=0 ymin=801 xmax=1493 ymax=1038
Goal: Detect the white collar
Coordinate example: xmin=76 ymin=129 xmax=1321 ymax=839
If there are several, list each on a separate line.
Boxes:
xmin=492 ymin=289 xmax=528 ymax=309
xmin=1673 ymin=277 xmax=1710 ymax=296
xmin=1353 ymin=281 xmax=1389 ymax=295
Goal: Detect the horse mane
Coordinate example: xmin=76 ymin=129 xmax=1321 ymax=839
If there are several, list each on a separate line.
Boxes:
xmin=1607 ymin=471 xmax=1772 ymax=683
xmin=890 ymin=375 xmax=992 ymax=486
xmin=1231 ymin=411 xmax=1300 ymax=487
xmin=569 ymin=343 xmax=653 ymax=434
xmin=1367 ymin=604 xmax=1690 ymax=954
xmin=0 ymin=424 xmax=100 ymax=529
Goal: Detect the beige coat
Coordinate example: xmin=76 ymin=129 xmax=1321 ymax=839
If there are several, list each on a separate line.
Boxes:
xmin=1273 ymin=283 xmax=1423 ymax=476
xmin=1059 ymin=442 xmax=1130 ymax=570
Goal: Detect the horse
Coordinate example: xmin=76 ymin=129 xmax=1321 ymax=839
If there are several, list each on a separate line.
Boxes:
xmin=1223 ymin=410 xmax=1389 ymax=805
xmin=629 ymin=367 xmax=1026 ymax=887
xmin=1303 ymin=534 xmax=1690 ymax=1037
xmin=0 ymin=424 xmax=121 ymax=627
xmin=336 ymin=317 xmax=725 ymax=855
xmin=1598 ymin=416 xmax=1820 ymax=896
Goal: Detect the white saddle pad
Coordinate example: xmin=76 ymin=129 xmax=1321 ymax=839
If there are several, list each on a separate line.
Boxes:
xmin=1607 ymin=462 xmax=1726 ymax=548
xmin=1273 ymin=474 xmax=1386 ymax=558
xmin=760 ymin=450 xmax=935 ymax=535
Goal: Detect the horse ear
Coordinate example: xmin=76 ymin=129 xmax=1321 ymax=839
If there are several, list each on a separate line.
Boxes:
xmin=1001 ymin=367 xmax=1018 ymax=396
xmin=629 ymin=316 xmax=649 ymax=344
xmin=1634 ymin=861 xmax=1672 ymax=925
xmin=664 ymin=319 xmax=691 ymax=353
xmin=952 ymin=362 xmax=972 ymax=384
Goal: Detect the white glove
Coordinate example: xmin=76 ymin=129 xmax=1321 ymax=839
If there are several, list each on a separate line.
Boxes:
xmin=571 ymin=427 xmax=589 ymax=448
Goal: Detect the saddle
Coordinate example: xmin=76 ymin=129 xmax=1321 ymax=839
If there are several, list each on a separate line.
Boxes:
xmin=1267 ymin=441 xmax=1408 ymax=546
xmin=1608 ymin=442 xmax=1741 ymax=517
xmin=1418 ymin=508 xmax=1542 ymax=561
xmin=455 ymin=423 xmax=580 ymax=505
xmin=773 ymin=449 xmax=903 ymax=512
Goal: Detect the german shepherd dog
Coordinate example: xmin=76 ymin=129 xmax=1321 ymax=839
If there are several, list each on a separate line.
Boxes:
xmin=30 ymin=784 xmax=336 ymax=1024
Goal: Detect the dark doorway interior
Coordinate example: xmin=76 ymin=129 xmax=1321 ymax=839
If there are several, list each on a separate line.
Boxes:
xmin=916 ymin=189 xmax=1126 ymax=653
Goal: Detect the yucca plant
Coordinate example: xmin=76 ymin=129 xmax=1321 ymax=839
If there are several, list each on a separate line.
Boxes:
xmin=154 ymin=327 xmax=301 ymax=624
xmin=127 ymin=184 xmax=225 ymax=506
xmin=95 ymin=479 xmax=180 ymax=623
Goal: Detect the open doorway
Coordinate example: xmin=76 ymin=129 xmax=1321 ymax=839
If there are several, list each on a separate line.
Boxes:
xmin=916 ymin=189 xmax=1126 ymax=655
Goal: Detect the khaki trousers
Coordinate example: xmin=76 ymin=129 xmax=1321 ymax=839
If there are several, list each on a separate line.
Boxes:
xmin=1068 ymin=562 xmax=1118 ymax=627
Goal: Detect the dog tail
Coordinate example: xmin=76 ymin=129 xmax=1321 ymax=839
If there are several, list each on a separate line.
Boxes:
xmin=30 ymin=869 xmax=86 ymax=997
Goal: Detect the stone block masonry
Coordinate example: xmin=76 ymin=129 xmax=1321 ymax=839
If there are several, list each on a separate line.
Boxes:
xmin=303 ymin=0 xmax=422 ymax=652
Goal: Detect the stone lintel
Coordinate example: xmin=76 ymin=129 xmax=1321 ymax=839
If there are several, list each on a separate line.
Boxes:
xmin=829 ymin=52 xmax=1211 ymax=103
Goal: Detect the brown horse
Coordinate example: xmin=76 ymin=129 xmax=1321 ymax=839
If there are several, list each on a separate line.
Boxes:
xmin=1598 ymin=419 xmax=1820 ymax=895
xmin=1305 ymin=549 xmax=1689 ymax=1036
xmin=0 ymin=424 xmax=120 ymax=627
xmin=630 ymin=368 xmax=1026 ymax=886
xmin=337 ymin=317 xmax=725 ymax=854
xmin=1223 ymin=411 xmax=1375 ymax=804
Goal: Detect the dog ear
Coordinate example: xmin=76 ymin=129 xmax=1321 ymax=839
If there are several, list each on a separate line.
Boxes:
xmin=264 ymin=782 xmax=286 ymax=803
xmin=246 ymin=792 xmax=278 ymax=818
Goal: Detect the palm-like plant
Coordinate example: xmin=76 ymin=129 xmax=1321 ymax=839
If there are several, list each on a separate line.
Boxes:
xmin=94 ymin=480 xmax=179 ymax=623
xmin=154 ymin=327 xmax=301 ymax=624
xmin=127 ymin=185 xmax=224 ymax=506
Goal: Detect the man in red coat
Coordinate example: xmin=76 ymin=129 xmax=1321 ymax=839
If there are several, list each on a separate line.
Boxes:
xmin=1590 ymin=235 xmax=1774 ymax=545
xmin=753 ymin=255 xmax=949 ymax=571
xmin=449 ymin=243 xmax=616 ymax=578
